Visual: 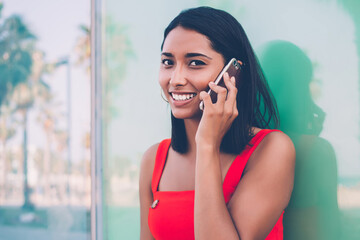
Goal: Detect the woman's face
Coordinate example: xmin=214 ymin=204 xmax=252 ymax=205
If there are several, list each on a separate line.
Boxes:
xmin=159 ymin=26 xmax=225 ymax=119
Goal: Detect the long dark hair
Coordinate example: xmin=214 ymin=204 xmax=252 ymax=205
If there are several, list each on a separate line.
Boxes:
xmin=161 ymin=6 xmax=279 ymax=154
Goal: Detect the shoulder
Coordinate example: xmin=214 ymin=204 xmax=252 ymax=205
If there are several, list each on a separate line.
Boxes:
xmin=246 ymin=130 xmax=295 ymax=176
xmin=140 ymin=142 xmax=161 ymax=177
xmin=139 ymin=142 xmax=162 ymax=192
xmin=139 ymin=142 xmax=161 ymax=240
xmin=140 ymin=139 xmax=172 ymax=177
xmin=261 ymin=130 xmax=295 ymax=155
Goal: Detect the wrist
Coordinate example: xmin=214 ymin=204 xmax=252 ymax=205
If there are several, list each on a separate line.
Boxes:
xmin=196 ymin=142 xmax=220 ymax=155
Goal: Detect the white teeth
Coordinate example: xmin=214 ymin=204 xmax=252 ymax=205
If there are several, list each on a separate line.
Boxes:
xmin=171 ymin=93 xmax=196 ymax=101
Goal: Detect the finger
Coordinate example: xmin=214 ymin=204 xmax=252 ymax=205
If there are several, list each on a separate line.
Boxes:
xmin=223 ymin=73 xmax=237 ymax=101
xmin=224 ymin=94 xmax=238 ymax=121
xmin=223 ymin=72 xmax=236 ymax=90
xmin=223 ymin=74 xmax=238 ymax=112
xmin=232 ymin=93 xmax=238 ymax=115
xmin=208 ymin=81 xmax=227 ymax=105
xmin=229 ymin=76 xmax=238 ymax=103
xmin=199 ymin=91 xmax=213 ymax=110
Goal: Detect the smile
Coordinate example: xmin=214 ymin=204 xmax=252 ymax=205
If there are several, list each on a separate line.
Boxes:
xmin=171 ymin=93 xmax=196 ymax=101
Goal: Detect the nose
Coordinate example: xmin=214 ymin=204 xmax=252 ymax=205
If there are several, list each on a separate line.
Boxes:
xmin=170 ymin=65 xmax=187 ymax=87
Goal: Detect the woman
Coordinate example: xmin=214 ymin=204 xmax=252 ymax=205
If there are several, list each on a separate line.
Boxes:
xmin=139 ymin=7 xmax=295 ymax=240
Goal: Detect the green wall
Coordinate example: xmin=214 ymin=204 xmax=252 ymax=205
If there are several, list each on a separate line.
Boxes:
xmin=101 ymin=0 xmax=360 ymax=239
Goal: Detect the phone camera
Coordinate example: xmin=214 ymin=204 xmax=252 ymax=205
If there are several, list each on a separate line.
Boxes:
xmin=233 ymin=60 xmax=239 ymax=69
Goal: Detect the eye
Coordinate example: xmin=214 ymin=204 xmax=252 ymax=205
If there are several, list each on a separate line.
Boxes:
xmin=189 ymin=60 xmax=205 ymax=66
xmin=161 ymin=59 xmax=173 ymax=66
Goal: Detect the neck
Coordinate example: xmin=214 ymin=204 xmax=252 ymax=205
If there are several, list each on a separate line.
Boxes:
xmin=183 ymin=118 xmax=200 ymax=155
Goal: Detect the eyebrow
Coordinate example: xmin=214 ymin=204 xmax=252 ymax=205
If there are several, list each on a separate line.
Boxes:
xmin=161 ymin=52 xmax=212 ymax=60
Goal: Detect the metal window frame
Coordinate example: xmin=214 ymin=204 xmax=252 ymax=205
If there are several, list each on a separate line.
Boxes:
xmin=91 ymin=0 xmax=103 ymax=239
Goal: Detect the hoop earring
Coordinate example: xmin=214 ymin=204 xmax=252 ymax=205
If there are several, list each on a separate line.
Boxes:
xmin=160 ymin=89 xmax=169 ymax=103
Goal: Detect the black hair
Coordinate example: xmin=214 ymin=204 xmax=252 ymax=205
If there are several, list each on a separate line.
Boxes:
xmin=161 ymin=6 xmax=279 ymax=154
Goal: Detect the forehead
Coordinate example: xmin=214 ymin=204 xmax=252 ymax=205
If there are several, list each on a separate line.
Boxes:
xmin=162 ymin=26 xmax=213 ymax=53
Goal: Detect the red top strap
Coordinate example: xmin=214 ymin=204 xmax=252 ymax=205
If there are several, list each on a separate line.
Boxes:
xmin=222 ymin=129 xmax=282 ymax=200
xmin=151 ymin=139 xmax=171 ymax=193
xmin=151 ymin=129 xmax=281 ymax=195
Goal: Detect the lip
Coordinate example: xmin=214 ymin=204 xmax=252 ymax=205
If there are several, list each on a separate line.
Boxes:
xmin=169 ymin=91 xmax=197 ymax=94
xmin=169 ymin=91 xmax=197 ymax=107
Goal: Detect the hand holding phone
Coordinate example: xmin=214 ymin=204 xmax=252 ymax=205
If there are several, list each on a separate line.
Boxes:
xmin=199 ymin=58 xmax=242 ymax=110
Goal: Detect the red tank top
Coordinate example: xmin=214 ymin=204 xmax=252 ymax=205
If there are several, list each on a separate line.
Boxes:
xmin=148 ymin=129 xmax=284 ymax=239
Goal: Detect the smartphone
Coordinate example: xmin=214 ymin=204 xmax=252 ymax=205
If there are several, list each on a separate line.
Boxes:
xmin=199 ymin=58 xmax=242 ymax=110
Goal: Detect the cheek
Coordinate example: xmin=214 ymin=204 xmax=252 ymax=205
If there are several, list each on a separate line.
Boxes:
xmin=158 ymin=71 xmax=169 ymax=90
xmin=193 ymin=71 xmax=218 ymax=90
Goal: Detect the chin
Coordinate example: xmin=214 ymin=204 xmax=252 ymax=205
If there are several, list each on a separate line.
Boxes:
xmin=171 ymin=109 xmax=202 ymax=120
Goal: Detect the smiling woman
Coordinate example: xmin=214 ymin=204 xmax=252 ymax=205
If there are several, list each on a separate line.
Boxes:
xmin=139 ymin=6 xmax=295 ymax=240
xmin=159 ymin=27 xmax=225 ymax=120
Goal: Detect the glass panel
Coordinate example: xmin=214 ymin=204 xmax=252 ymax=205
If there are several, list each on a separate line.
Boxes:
xmin=101 ymin=0 xmax=360 ymax=239
xmin=0 ymin=1 xmax=91 ymax=239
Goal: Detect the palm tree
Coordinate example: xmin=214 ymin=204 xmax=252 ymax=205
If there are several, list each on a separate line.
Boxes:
xmin=0 ymin=103 xmax=17 ymax=204
xmin=34 ymin=53 xmax=69 ymax=204
xmin=0 ymin=5 xmax=37 ymax=209
xmin=74 ymin=19 xmax=135 ymax=204
xmin=0 ymin=14 xmax=35 ymax=109
xmin=12 ymin=82 xmax=34 ymax=209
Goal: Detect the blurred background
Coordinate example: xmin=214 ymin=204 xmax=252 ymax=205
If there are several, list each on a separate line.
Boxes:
xmin=0 ymin=0 xmax=359 ymax=239
xmin=0 ymin=0 xmax=91 ymax=239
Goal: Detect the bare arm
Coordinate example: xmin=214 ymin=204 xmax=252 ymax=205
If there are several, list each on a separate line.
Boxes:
xmin=195 ymin=132 xmax=295 ymax=240
xmin=228 ymin=132 xmax=295 ymax=239
xmin=194 ymin=73 xmax=240 ymax=239
xmin=194 ymin=73 xmax=295 ymax=239
xmin=195 ymin=145 xmax=240 ymax=239
xmin=139 ymin=144 xmax=158 ymax=240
